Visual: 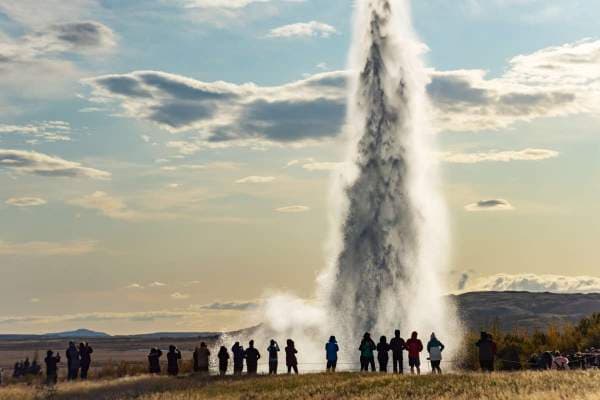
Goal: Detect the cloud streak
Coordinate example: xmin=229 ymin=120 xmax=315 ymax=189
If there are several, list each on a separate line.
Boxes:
xmin=0 ymin=240 xmax=97 ymax=256
xmin=442 ymin=148 xmax=559 ymax=163
xmin=464 ymin=199 xmax=514 ymax=212
xmin=0 ymin=149 xmax=110 ymax=179
xmin=5 ymin=197 xmax=47 ymax=207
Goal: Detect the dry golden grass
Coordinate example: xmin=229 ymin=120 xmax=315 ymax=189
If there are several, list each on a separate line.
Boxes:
xmin=0 ymin=371 xmax=599 ymax=400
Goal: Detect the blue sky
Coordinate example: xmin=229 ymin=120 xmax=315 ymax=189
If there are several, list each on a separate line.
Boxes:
xmin=0 ymin=0 xmax=599 ymax=334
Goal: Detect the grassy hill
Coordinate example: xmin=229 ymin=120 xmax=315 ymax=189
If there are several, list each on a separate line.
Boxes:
xmin=1 ymin=371 xmax=599 ymax=400
xmin=453 ymin=291 xmax=600 ymax=331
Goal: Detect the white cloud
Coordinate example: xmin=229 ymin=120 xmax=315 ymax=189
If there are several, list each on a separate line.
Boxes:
xmin=29 ymin=298 xmax=40 ymax=304
xmin=267 ymin=21 xmax=337 ymax=38
xmin=0 ymin=149 xmax=111 ymax=180
xmin=301 ymin=162 xmax=342 ymax=171
xmin=275 ymin=205 xmax=310 ymax=213
xmin=235 ymin=175 xmax=275 ymax=184
xmin=462 ymin=273 xmax=600 ymax=294
xmin=5 ymin=197 xmax=47 ymax=207
xmin=464 ymin=199 xmax=514 ymax=212
xmin=0 ymin=121 xmax=72 ymax=143
xmin=441 ymin=148 xmax=559 ymax=163
xmin=429 ymin=39 xmax=600 ymax=132
xmin=171 ymin=292 xmax=190 ymax=300
xmin=126 ymin=283 xmax=144 ymax=289
xmin=0 ymin=240 xmax=97 ymax=256
xmin=149 ymin=281 xmax=167 ymax=287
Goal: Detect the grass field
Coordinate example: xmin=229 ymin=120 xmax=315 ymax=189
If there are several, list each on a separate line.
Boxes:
xmin=1 ymin=370 xmax=599 ymax=400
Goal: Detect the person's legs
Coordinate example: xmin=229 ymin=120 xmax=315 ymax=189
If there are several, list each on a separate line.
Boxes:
xmin=392 ymin=353 xmax=399 ymax=373
xmin=332 ymin=360 xmax=336 ymax=372
xmin=360 ymin=356 xmax=366 ymax=371
xmin=287 ymin=365 xmax=292 ymax=374
xmin=369 ymin=357 xmax=375 ymax=372
xmin=293 ymin=365 xmax=298 ymax=374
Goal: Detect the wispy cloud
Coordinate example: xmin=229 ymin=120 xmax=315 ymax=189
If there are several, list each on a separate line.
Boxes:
xmin=235 ymin=176 xmax=275 ymax=184
xmin=171 ymin=292 xmax=190 ymax=300
xmin=441 ymin=148 xmax=559 ymax=163
xmin=5 ymin=197 xmax=47 ymax=207
xmin=464 ymin=199 xmax=514 ymax=212
xmin=0 ymin=121 xmax=72 ymax=144
xmin=267 ymin=21 xmax=337 ymax=38
xmin=68 ymin=192 xmax=175 ymax=222
xmin=0 ymin=240 xmax=98 ymax=256
xmin=275 ymin=205 xmax=310 ymax=213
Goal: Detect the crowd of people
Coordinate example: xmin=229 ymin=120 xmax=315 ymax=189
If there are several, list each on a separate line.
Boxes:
xmin=5 ymin=330 xmax=596 ymax=385
xmin=474 ymin=331 xmax=600 ymax=372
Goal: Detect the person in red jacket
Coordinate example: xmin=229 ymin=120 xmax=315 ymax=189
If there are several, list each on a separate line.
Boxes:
xmin=405 ymin=331 xmax=424 ymax=375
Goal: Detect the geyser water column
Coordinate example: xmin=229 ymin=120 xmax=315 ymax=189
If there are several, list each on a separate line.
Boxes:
xmin=319 ymin=0 xmax=461 ymax=355
xmin=255 ymin=0 xmax=461 ymax=370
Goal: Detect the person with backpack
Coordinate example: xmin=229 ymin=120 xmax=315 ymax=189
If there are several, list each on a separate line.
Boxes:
xmin=44 ymin=350 xmax=60 ymax=386
xmin=427 ymin=333 xmax=445 ymax=374
xmin=193 ymin=342 xmax=210 ymax=374
xmin=325 ymin=336 xmax=339 ymax=372
xmin=389 ymin=329 xmax=406 ymax=374
xmin=285 ymin=339 xmax=299 ymax=374
xmin=267 ymin=339 xmax=280 ymax=375
xmin=359 ymin=332 xmax=376 ymax=372
xmin=218 ymin=346 xmax=229 ymax=376
xmin=405 ymin=331 xmax=424 ymax=375
xmin=79 ymin=342 xmax=94 ymax=379
xmin=376 ymin=336 xmax=390 ymax=372
xmin=244 ymin=340 xmax=261 ymax=375
xmin=166 ymin=345 xmax=182 ymax=376
xmin=231 ymin=342 xmax=245 ymax=376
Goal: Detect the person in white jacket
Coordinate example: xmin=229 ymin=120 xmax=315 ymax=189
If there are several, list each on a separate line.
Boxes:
xmin=427 ymin=333 xmax=445 ymax=374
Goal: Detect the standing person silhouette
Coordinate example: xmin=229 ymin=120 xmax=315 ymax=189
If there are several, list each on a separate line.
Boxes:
xmin=359 ymin=332 xmax=376 ymax=372
xmin=65 ymin=341 xmax=80 ymax=381
xmin=389 ymin=330 xmax=406 ymax=374
xmin=79 ymin=342 xmax=93 ymax=379
xmin=376 ymin=336 xmax=390 ymax=372
xmin=267 ymin=339 xmax=280 ymax=375
xmin=231 ymin=342 xmax=245 ymax=376
xmin=405 ymin=331 xmax=424 ymax=375
xmin=148 ymin=348 xmax=163 ymax=374
xmin=285 ymin=339 xmax=299 ymax=374
xmin=475 ymin=332 xmax=496 ymax=372
xmin=244 ymin=340 xmax=261 ymax=375
xmin=167 ymin=345 xmax=182 ymax=376
xmin=193 ymin=342 xmax=210 ymax=374
xmin=427 ymin=333 xmax=445 ymax=374
xmin=325 ymin=336 xmax=339 ymax=372
xmin=44 ymin=350 xmax=60 ymax=386
xmin=218 ymin=346 xmax=229 ymax=376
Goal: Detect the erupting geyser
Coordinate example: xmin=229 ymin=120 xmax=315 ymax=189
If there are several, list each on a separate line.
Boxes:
xmin=257 ymin=0 xmax=461 ymax=368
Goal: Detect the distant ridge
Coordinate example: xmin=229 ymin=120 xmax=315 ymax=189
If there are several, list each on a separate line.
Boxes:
xmin=0 ymin=293 xmax=598 ymax=340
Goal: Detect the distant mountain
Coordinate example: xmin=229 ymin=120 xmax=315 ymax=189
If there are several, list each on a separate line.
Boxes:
xmin=121 ymin=332 xmax=220 ymax=339
xmin=43 ymin=328 xmax=111 ymax=338
xmin=452 ymin=291 xmax=600 ymax=331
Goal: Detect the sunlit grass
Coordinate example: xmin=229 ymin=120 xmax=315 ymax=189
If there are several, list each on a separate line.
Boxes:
xmin=1 ymin=371 xmax=599 ymax=400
